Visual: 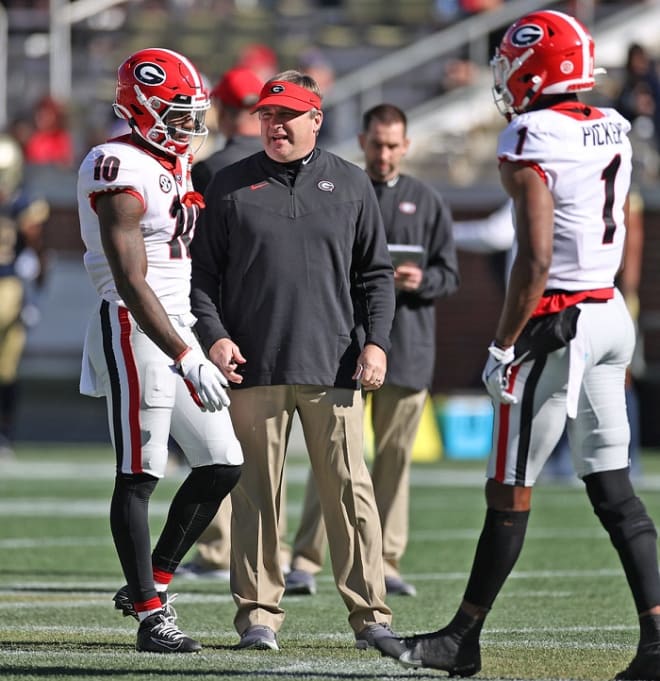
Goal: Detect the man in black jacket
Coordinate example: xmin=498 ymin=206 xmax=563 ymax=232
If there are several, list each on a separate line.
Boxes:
xmin=285 ymin=104 xmax=459 ymax=599
xmin=190 ymin=71 xmax=404 ymax=654
xmin=178 ymin=65 xmax=267 ymax=581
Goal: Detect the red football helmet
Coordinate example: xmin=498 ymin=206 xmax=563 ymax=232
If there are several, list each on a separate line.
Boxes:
xmin=491 ymin=10 xmax=596 ymax=118
xmin=113 ymin=48 xmax=210 ymax=156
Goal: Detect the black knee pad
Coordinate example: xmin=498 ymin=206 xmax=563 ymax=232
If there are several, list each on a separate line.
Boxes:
xmin=584 ymin=469 xmax=656 ymax=549
xmin=184 ymin=463 xmax=242 ymax=503
xmin=585 ymin=469 xmax=660 ymax=612
xmin=152 ymin=464 xmax=241 ymax=572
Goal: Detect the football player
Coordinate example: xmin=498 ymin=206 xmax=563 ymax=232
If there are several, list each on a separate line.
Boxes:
xmin=375 ymin=10 xmax=660 ymax=679
xmin=77 ymin=48 xmax=243 ymax=653
xmin=0 ymin=134 xmax=49 ymax=457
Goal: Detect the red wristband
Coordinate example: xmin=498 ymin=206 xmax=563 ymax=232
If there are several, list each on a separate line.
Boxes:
xmin=174 ymin=346 xmax=192 ymax=366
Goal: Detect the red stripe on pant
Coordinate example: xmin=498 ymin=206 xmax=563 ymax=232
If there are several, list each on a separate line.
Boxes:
xmin=494 ymin=363 xmax=522 ymax=482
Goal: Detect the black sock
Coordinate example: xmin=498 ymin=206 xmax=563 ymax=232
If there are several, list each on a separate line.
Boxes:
xmin=463 ymin=508 xmax=529 ymax=609
xmin=110 ymin=473 xmax=159 ymax=603
xmin=445 ymin=608 xmax=484 ymax=642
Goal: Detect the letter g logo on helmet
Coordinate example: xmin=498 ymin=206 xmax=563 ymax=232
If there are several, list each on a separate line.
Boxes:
xmin=510 ymin=24 xmax=544 ymax=48
xmin=134 ymin=62 xmax=167 ymax=86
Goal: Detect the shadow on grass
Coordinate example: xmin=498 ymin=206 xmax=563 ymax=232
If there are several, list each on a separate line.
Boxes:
xmin=0 ymin=642 xmax=441 ymax=679
xmin=0 ymin=665 xmax=438 ymax=679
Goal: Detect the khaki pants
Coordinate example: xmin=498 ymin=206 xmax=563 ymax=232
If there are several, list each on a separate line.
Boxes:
xmin=0 ymin=277 xmax=25 ymax=384
xmin=189 ymin=482 xmax=291 ymax=573
xmin=292 ymin=385 xmax=428 ymax=579
xmin=229 ymin=385 xmax=391 ymax=635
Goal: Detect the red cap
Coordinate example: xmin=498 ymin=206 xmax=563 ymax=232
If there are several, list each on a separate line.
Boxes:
xmin=210 ymin=67 xmax=263 ymax=109
xmin=238 ymin=43 xmax=278 ymax=72
xmin=251 ymin=81 xmax=322 ymax=113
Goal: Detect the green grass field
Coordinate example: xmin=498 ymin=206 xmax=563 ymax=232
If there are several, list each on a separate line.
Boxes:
xmin=2 ymin=443 xmax=660 ymax=680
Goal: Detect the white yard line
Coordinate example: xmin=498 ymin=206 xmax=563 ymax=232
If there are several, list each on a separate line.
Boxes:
xmin=4 ymin=458 xmax=660 ymax=489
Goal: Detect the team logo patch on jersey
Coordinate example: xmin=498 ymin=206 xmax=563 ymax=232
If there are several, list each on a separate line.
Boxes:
xmin=159 ymin=175 xmax=172 ymax=192
xmin=399 ymin=201 xmax=417 ymax=214
xmin=317 ymin=180 xmax=334 ymax=192
xmin=134 ymin=62 xmax=167 ymax=86
xmin=510 ymin=24 xmax=544 ymax=47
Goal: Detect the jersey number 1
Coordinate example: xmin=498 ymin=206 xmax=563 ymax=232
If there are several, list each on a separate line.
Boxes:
xmin=601 ymin=154 xmax=621 ymax=245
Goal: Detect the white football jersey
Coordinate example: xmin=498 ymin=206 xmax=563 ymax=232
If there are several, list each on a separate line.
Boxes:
xmin=78 ymin=137 xmax=198 ymax=316
xmin=497 ymin=102 xmax=632 ymax=290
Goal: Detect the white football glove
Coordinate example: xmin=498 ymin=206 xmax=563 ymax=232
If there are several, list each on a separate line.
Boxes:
xmin=175 ymin=347 xmax=230 ymax=412
xmin=482 ymin=343 xmax=518 ymax=405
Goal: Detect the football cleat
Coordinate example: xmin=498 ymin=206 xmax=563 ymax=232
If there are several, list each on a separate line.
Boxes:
xmin=396 ymin=628 xmax=481 ymax=677
xmin=136 ymin=610 xmax=201 ymax=653
xmin=113 ymin=585 xmax=178 ymax=621
xmin=615 ymin=645 xmax=660 ymax=680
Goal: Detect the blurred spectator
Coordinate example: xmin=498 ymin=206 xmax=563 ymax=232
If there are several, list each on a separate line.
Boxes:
xmin=435 ymin=0 xmax=502 ymax=24
xmin=298 ymin=48 xmax=336 ymax=144
xmin=441 ymin=58 xmax=480 ymax=90
xmin=8 ymin=115 xmax=34 ymax=155
xmin=461 ymin=0 xmax=503 ymax=13
xmin=299 ymin=48 xmax=335 ymax=95
xmin=614 ymin=43 xmax=660 ymax=152
xmin=235 ymin=43 xmax=278 ymax=82
xmin=24 ymin=96 xmax=75 ymax=168
xmin=191 ymin=66 xmax=263 ymax=194
xmin=0 ymin=133 xmax=50 ymax=457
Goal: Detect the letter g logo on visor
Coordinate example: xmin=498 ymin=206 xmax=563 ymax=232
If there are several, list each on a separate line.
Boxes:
xmin=134 ymin=62 xmax=167 ymax=86
xmin=510 ymin=24 xmax=544 ymax=47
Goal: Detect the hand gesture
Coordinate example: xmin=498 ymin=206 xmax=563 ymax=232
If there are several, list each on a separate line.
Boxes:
xmin=208 ymin=338 xmax=246 ymax=384
xmin=176 ymin=347 xmax=230 ymax=412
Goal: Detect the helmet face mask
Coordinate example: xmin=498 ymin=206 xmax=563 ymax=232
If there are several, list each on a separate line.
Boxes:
xmin=114 ymin=48 xmax=210 ymax=157
xmin=490 ymin=10 xmax=595 ymax=118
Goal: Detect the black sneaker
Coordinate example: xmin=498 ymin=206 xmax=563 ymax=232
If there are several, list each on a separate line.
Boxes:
xmin=235 ymin=625 xmax=279 ymax=651
xmin=398 ymin=628 xmax=481 ymax=677
xmin=136 ymin=610 xmax=201 ymax=653
xmin=284 ymin=569 xmax=316 ymax=596
xmin=385 ymin=575 xmax=417 ymax=597
xmin=616 ymin=644 xmax=660 ymax=680
xmin=113 ymin=585 xmax=177 ymax=621
xmin=356 ymin=623 xmax=408 ymax=658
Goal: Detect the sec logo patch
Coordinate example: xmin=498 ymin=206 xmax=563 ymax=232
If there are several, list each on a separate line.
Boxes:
xmin=159 ymin=175 xmax=172 ymax=192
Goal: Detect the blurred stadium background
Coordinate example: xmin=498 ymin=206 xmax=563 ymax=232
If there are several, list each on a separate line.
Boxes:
xmin=5 ymin=0 xmax=660 ymax=447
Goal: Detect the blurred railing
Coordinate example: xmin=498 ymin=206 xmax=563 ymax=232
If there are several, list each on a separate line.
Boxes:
xmin=321 ymin=0 xmax=567 ymax=143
